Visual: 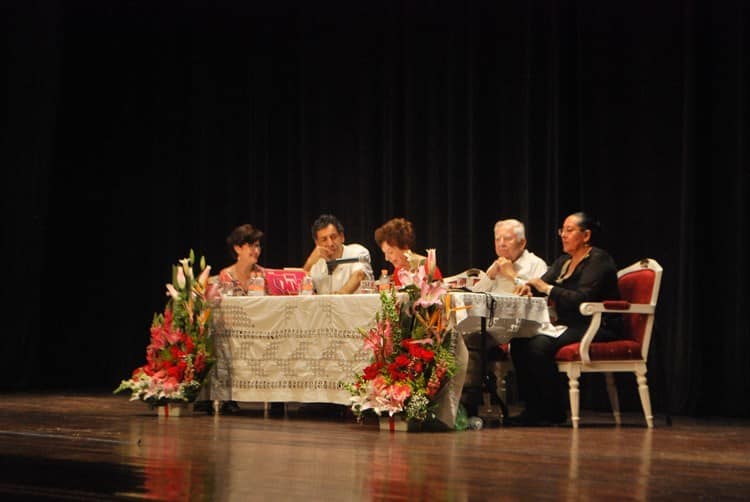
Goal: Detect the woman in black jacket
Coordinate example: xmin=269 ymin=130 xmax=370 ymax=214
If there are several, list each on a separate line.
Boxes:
xmin=508 ymin=212 xmax=622 ymax=426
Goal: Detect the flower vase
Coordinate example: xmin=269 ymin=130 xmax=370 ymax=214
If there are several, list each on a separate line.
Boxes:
xmin=379 ymin=414 xmax=407 ymax=432
xmin=156 ymin=402 xmax=193 ymax=418
xmin=378 ymin=414 xmax=422 ymax=432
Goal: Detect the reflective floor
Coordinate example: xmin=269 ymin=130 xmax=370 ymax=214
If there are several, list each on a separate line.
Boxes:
xmin=1 ymin=393 xmax=749 ymax=500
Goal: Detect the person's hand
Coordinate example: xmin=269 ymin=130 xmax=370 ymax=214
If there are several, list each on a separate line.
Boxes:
xmin=496 ymin=257 xmax=515 ymax=279
xmin=303 ymin=246 xmax=332 ymax=272
xmin=314 ymin=245 xmax=335 ymax=261
xmin=488 ymin=257 xmax=513 ymax=279
xmin=514 ymin=283 xmax=532 ymax=297
xmin=526 ymin=277 xmax=551 ymax=295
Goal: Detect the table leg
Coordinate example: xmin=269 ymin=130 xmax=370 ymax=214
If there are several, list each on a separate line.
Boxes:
xmin=478 ymin=317 xmax=506 ymax=424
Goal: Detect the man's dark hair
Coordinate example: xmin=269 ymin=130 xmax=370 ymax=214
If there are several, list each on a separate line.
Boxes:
xmin=311 ymin=214 xmax=344 ymax=240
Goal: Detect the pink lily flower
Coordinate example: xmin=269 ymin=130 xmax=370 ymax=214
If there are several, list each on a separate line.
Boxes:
xmin=398 ymin=267 xmax=414 ymax=286
xmin=426 ymin=248 xmax=437 ymax=279
xmin=414 ymin=279 xmax=446 ymax=309
xmin=197 ymin=265 xmax=211 ymax=289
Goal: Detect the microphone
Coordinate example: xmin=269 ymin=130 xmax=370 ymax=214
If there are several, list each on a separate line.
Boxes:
xmin=326 ymin=254 xmax=370 ymax=274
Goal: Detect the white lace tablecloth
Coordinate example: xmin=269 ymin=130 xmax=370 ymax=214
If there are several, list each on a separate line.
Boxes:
xmin=450 ymin=292 xmax=552 ymax=343
xmin=205 ymin=294 xmax=386 ymax=404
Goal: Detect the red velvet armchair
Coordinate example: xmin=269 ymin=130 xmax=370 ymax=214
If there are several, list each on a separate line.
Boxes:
xmin=555 ymin=258 xmax=663 ymax=428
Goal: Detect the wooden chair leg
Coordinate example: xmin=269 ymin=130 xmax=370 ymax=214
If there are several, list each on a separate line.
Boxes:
xmin=566 ymin=366 xmax=581 ymax=429
xmin=636 ymin=369 xmax=654 ymax=428
xmin=605 ymin=372 xmax=621 ymax=425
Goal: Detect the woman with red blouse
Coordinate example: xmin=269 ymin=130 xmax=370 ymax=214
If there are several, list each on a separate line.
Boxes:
xmin=374 ymin=217 xmax=442 ymax=286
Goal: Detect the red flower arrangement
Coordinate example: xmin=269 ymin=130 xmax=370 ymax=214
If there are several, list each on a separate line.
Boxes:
xmin=346 ymin=249 xmax=457 ymax=424
xmin=115 ymin=250 xmax=219 ymax=405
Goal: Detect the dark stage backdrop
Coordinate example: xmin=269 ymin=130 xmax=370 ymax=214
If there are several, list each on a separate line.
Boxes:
xmin=3 ymin=1 xmax=748 ymax=418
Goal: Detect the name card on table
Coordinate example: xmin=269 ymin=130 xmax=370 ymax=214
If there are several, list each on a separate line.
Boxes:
xmin=265 ymin=268 xmax=307 ymax=296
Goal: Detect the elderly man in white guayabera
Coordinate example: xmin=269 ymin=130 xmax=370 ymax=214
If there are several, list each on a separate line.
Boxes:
xmin=471 ymin=218 xmax=548 ymax=294
xmin=462 ymin=218 xmax=548 ymax=416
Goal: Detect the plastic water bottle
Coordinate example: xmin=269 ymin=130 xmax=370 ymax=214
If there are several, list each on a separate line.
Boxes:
xmin=247 ymin=275 xmax=265 ymax=296
xmin=377 ymin=269 xmax=392 ymax=292
xmin=468 ymin=416 xmax=484 ymax=430
xmin=299 ymin=275 xmax=314 ymax=295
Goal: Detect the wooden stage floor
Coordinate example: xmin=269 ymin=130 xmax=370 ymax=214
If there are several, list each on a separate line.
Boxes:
xmin=1 ymin=392 xmax=749 ymax=501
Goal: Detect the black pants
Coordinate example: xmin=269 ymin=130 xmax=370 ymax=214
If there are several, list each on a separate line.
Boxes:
xmin=510 ymin=325 xmax=619 ymax=421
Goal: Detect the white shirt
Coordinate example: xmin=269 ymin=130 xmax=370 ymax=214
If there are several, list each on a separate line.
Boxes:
xmin=309 ymin=243 xmax=374 ymax=294
xmin=471 ymin=249 xmax=548 ymax=294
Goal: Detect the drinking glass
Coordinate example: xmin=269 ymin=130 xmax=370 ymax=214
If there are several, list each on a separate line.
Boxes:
xmin=299 ymin=276 xmax=314 ymax=295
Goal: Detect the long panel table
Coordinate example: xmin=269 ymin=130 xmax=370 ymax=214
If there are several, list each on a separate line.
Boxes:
xmin=205 ymin=294 xmax=387 ymax=404
xmin=450 ymin=291 xmax=551 ymax=342
xmin=204 ymin=292 xmax=552 ymax=426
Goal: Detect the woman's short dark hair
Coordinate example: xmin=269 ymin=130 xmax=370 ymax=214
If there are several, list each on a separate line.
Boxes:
xmin=374 ymin=217 xmax=415 ymax=250
xmin=226 ymin=224 xmax=263 ymax=259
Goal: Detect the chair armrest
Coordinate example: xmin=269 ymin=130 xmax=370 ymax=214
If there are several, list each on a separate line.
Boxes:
xmin=580 ymin=302 xmax=655 ymax=316
xmin=576 ymin=302 xmax=655 ymax=363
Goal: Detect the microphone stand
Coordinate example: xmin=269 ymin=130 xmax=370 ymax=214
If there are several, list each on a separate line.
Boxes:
xmin=325 ymin=255 xmax=370 ymax=293
xmin=325 ymin=256 xmax=364 ymax=274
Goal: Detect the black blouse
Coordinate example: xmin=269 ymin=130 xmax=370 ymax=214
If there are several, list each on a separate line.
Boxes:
xmin=542 ymin=246 xmax=622 ymax=332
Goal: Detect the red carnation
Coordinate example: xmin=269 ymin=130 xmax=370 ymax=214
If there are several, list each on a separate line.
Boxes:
xmin=363 ymin=362 xmax=383 ymax=380
xmin=395 ymin=354 xmax=410 ymax=367
xmin=419 ymin=348 xmax=435 ymax=362
xmin=166 ymin=365 xmax=182 ymax=380
xmin=387 ymin=362 xmax=407 ymax=381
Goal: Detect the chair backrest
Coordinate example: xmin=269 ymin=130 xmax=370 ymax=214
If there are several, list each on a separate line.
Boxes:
xmin=616 ymin=259 xmax=663 ymax=355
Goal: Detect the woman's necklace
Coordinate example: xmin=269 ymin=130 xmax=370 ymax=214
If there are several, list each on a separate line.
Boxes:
xmin=566 ymin=247 xmax=591 ymax=279
xmin=557 ymin=246 xmax=591 ymax=283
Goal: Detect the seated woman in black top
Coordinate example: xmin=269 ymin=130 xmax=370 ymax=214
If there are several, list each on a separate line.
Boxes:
xmin=509 ymin=212 xmax=622 ymax=426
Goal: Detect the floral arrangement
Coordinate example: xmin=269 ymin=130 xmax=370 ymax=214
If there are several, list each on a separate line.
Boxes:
xmin=114 ymin=250 xmax=219 ymax=405
xmin=346 ymin=249 xmax=457 ymax=425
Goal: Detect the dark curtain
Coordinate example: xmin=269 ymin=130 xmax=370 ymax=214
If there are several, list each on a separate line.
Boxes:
xmin=2 ymin=0 xmax=748 ymax=417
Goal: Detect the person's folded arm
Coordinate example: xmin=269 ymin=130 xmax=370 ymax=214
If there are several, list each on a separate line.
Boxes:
xmin=303 ymin=247 xmax=327 ymax=272
xmin=338 ymin=269 xmax=366 ymax=294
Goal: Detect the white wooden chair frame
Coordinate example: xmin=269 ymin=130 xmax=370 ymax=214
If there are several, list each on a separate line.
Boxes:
xmin=556 ymin=258 xmax=663 ymax=428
